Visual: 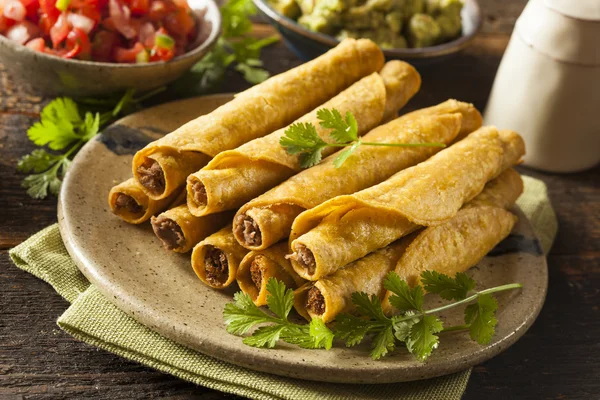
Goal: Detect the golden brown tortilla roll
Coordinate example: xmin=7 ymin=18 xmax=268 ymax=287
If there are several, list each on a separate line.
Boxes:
xmin=191 ymin=225 xmax=249 ymax=288
xmin=186 ymin=61 xmax=421 ymax=217
xmin=233 ymin=99 xmax=483 ymax=251
xmin=289 ymin=128 xmax=526 ymax=281
xmin=132 ymin=39 xmax=385 ymax=200
xmin=295 ymin=169 xmax=523 ymax=322
xmin=294 ymin=240 xmax=411 ymax=323
xmin=108 ymin=178 xmax=182 ymax=224
xmin=236 ymin=242 xmax=306 ymax=306
xmin=151 ymin=205 xmax=235 ymax=253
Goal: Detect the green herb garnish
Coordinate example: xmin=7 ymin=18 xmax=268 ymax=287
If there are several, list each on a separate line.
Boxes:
xmin=17 ymin=89 xmax=163 ymax=199
xmin=223 ymin=278 xmax=334 ymax=349
xmin=280 ymin=108 xmax=447 ymax=168
xmin=223 ymin=271 xmax=522 ymax=361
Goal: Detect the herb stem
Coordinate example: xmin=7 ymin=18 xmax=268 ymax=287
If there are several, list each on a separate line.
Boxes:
xmin=441 ymin=324 xmax=470 ymax=333
xmin=393 ymin=283 xmax=523 ymax=324
xmin=135 ymin=86 xmax=167 ymax=102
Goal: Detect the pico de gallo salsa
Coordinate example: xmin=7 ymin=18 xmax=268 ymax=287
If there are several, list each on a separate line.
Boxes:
xmin=0 ymin=0 xmax=198 ymax=62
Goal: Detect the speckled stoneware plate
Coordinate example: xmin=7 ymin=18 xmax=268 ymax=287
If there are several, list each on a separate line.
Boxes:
xmin=58 ymin=94 xmax=548 ymax=384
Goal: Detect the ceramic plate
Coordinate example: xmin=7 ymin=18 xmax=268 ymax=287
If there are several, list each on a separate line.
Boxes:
xmin=58 ymin=95 xmax=548 ymax=384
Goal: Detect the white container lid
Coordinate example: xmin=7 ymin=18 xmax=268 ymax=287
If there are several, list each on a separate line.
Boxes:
xmin=516 ymin=0 xmax=600 ymax=66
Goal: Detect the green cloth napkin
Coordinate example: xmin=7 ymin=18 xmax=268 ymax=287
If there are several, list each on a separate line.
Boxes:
xmin=9 ymin=175 xmax=557 ymax=400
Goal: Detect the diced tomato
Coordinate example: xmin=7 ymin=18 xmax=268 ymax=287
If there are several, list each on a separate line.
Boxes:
xmin=148 ymin=0 xmax=174 ymax=21
xmin=39 ymin=0 xmax=60 ymax=23
xmin=128 ymin=0 xmax=147 ymax=15
xmin=25 ymin=36 xmax=45 ymax=51
xmin=4 ymin=0 xmax=26 ymax=21
xmin=21 ymin=0 xmax=39 ymax=21
xmin=113 ymin=40 xmax=143 ymax=62
xmin=62 ymin=26 xmax=90 ymax=58
xmin=164 ymin=7 xmax=193 ymax=38
xmin=49 ymin=12 xmax=69 ymax=47
xmin=91 ymin=28 xmax=118 ymax=61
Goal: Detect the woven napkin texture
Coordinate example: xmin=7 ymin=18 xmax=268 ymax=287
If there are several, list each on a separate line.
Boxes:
xmin=9 ymin=175 xmax=557 ymax=400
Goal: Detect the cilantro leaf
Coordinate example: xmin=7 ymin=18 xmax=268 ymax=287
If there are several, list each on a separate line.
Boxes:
xmin=406 ymin=315 xmax=443 ymax=361
xmin=280 ymin=122 xmax=328 ymax=168
xmin=28 ymin=98 xmax=82 ymax=150
xmin=317 ymin=108 xmax=358 ymax=143
xmin=370 ymin=326 xmax=396 ymax=360
xmin=243 ymin=324 xmax=287 ymax=348
xmin=421 ymin=271 xmax=476 ymax=301
xmin=17 ymin=149 xmax=62 ymax=173
xmin=235 ymin=63 xmax=270 ymax=85
xmin=333 ymin=313 xmax=376 ymax=347
xmin=391 ymin=311 xmax=419 ymax=342
xmin=266 ymin=278 xmax=294 ymax=320
xmin=333 ymin=139 xmax=361 ymax=168
xmin=309 ymin=318 xmax=334 ymax=350
xmin=384 ymin=272 xmax=424 ymax=312
xmin=81 ymin=112 xmax=101 ymax=142
xmin=223 ymin=291 xmax=277 ymax=335
xmin=464 ymin=294 xmax=498 ymax=345
xmin=351 ymin=292 xmax=389 ymax=322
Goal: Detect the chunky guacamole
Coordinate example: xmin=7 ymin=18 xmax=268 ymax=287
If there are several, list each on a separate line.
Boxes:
xmin=269 ymin=0 xmax=464 ymax=49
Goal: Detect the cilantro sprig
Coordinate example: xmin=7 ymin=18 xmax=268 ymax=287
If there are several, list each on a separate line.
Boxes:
xmin=223 ymin=271 xmax=522 ymax=361
xmin=224 ymin=278 xmax=334 ymax=349
xmin=17 ymin=89 xmax=160 ymax=199
xmin=280 ymin=108 xmax=447 ymax=168
xmin=172 ymin=0 xmax=279 ymax=94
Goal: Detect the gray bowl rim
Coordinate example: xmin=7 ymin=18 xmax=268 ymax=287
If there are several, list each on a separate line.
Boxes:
xmin=253 ymin=0 xmax=483 ymax=59
xmin=0 ymin=0 xmax=221 ymax=69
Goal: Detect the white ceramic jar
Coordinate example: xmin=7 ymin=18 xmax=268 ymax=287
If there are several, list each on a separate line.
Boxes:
xmin=484 ymin=0 xmax=600 ymax=173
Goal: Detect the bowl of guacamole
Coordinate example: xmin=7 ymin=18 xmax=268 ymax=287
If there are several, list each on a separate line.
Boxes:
xmin=254 ymin=0 xmax=482 ymax=61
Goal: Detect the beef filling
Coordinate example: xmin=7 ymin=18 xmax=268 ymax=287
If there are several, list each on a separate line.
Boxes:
xmin=114 ymin=193 xmax=143 ymax=216
xmin=249 ymin=257 xmax=264 ymax=290
xmin=151 ymin=216 xmax=185 ymax=250
xmin=234 ymin=214 xmax=262 ymax=246
xmin=191 ymin=181 xmax=207 ymax=206
xmin=306 ymin=286 xmax=325 ymax=315
xmin=137 ymin=158 xmax=165 ymax=195
xmin=204 ymin=246 xmax=228 ymax=286
xmin=294 ymin=244 xmax=316 ymax=275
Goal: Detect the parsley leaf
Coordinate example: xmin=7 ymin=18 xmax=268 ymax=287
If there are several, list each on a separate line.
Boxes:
xmin=334 ymin=313 xmax=377 ymax=347
xmin=371 ymin=326 xmax=396 ymax=360
xmin=351 ymin=292 xmax=388 ymax=322
xmin=384 ymin=271 xmax=424 ymax=312
xmin=27 ymin=98 xmax=82 ymax=150
xmin=17 ymin=149 xmax=62 ymax=174
xmin=309 ymin=318 xmax=335 ymax=350
xmin=266 ymin=278 xmax=294 ymax=320
xmin=280 ymin=122 xmax=328 ymax=168
xmin=421 ymin=271 xmax=476 ymax=301
xmin=406 ymin=315 xmax=444 ymax=361
xmin=464 ymin=294 xmax=498 ymax=345
xmin=223 ymin=291 xmax=279 ymax=335
xmin=317 ymin=108 xmax=358 ymax=143
xmin=243 ymin=324 xmax=287 ymax=348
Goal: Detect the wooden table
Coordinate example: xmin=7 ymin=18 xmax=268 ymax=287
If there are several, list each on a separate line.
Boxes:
xmin=1 ymin=1 xmax=599 ymax=398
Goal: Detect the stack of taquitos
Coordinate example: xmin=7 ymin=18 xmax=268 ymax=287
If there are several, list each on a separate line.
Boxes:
xmin=154 ymin=59 xmax=421 ymax=257
xmin=288 ymin=127 xmax=525 ymax=281
xmin=232 ymin=99 xmax=483 ymax=251
xmin=185 ymin=61 xmax=421 ymax=217
xmin=131 ymin=39 xmax=385 ymax=200
xmin=293 ymin=168 xmax=523 ymax=322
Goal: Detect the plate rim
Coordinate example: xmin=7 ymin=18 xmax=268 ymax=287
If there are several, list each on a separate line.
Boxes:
xmin=57 ymin=94 xmax=549 ymax=384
